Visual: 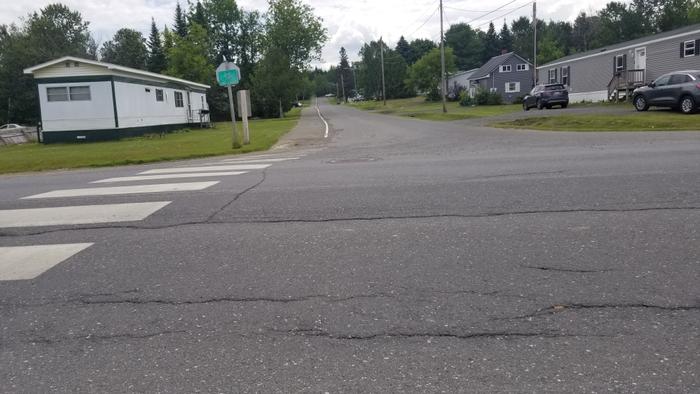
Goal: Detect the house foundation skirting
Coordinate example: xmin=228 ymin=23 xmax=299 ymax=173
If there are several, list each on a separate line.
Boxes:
xmin=41 ymin=123 xmax=196 ymax=143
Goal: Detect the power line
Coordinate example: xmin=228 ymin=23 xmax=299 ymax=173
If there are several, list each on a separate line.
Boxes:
xmin=445 ymin=5 xmax=522 ymax=13
xmin=406 ymin=3 xmax=441 ymax=38
xmin=462 ymin=0 xmax=520 ymax=25
xmin=473 ymin=1 xmax=533 ymax=29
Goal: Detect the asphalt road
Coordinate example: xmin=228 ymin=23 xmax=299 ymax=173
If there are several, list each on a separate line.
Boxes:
xmin=1 ymin=102 xmax=699 ymax=392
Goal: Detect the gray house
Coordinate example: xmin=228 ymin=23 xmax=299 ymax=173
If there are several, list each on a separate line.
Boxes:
xmin=537 ymin=24 xmax=700 ymax=102
xmin=469 ymin=52 xmax=534 ymax=103
xmin=446 ymin=68 xmax=477 ymax=98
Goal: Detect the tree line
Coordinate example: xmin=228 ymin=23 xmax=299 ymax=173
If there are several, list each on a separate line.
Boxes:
xmin=0 ymin=0 xmax=327 ymax=125
xmin=321 ymin=0 xmax=700 ymax=102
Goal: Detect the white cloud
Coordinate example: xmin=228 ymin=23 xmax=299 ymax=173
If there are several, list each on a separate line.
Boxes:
xmin=1 ymin=0 xmax=629 ymax=69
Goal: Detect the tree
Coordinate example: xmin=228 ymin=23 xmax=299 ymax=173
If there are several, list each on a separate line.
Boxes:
xmin=338 ymin=47 xmax=353 ymax=100
xmin=408 ymin=38 xmax=436 ymax=64
xmin=166 ymin=23 xmax=213 ymax=84
xmin=395 ymin=36 xmax=412 ymax=64
xmin=482 ymin=22 xmax=500 ymax=62
xmin=499 ymin=21 xmax=513 ymax=53
xmin=511 ymin=16 xmax=533 ymax=61
xmin=264 ymin=0 xmax=328 ymax=71
xmin=101 ymin=28 xmax=148 ymax=69
xmin=572 ymin=12 xmax=600 ymax=52
xmin=146 ymin=19 xmax=167 ymax=73
xmin=189 ymin=1 xmax=208 ymax=30
xmin=445 ymin=23 xmax=483 ymax=70
xmin=405 ymin=47 xmax=456 ymax=100
xmin=174 ymin=1 xmax=188 ymax=37
xmin=203 ymin=0 xmax=240 ymax=64
xmin=251 ymin=46 xmax=300 ymax=118
xmin=237 ymin=10 xmax=263 ymax=85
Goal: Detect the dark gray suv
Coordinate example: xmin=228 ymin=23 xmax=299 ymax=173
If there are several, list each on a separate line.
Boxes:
xmin=632 ymin=70 xmax=700 ymax=114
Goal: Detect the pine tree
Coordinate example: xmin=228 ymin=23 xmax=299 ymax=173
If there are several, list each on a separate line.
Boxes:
xmin=395 ymin=36 xmax=413 ymax=64
xmin=174 ymin=1 xmax=188 ymax=38
xmin=338 ymin=47 xmax=353 ymax=100
xmin=189 ymin=1 xmax=208 ymax=30
xmin=147 ymin=18 xmax=167 ymax=73
xmin=499 ymin=21 xmax=513 ymax=53
xmin=483 ymin=22 xmax=500 ymax=62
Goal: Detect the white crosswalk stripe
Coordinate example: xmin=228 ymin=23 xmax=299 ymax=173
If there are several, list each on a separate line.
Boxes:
xmin=0 ymin=244 xmax=93 ymax=280
xmin=22 ymin=181 xmax=219 ymax=199
xmin=0 ymin=202 xmax=171 ymax=228
xmin=218 ymin=157 xmax=299 ymax=164
xmin=92 ymin=171 xmax=247 ymax=184
xmin=139 ymin=164 xmax=269 ymax=175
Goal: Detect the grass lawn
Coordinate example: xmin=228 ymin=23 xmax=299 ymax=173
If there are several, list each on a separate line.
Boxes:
xmin=0 ymin=107 xmax=301 ymax=175
xmin=491 ymin=112 xmax=700 ymax=132
xmin=349 ymin=96 xmax=522 ymax=121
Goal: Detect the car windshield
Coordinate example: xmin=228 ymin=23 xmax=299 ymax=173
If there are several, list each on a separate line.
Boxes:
xmin=545 ymin=85 xmax=565 ymax=91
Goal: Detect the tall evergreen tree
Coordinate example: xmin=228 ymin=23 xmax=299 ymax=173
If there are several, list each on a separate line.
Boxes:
xmin=174 ymin=1 xmax=188 ymax=37
xmin=499 ymin=21 xmax=513 ymax=53
xmin=483 ymin=22 xmax=501 ymax=61
xmin=146 ymin=18 xmax=167 ymax=73
xmin=395 ymin=36 xmax=412 ymax=64
xmin=189 ymin=1 xmax=208 ymax=30
xmin=338 ymin=47 xmax=353 ymax=100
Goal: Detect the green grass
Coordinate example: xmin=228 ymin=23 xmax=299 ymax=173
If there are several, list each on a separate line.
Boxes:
xmin=349 ymin=96 xmax=522 ymax=121
xmin=0 ymin=107 xmax=302 ymax=175
xmin=491 ymin=112 xmax=700 ymax=131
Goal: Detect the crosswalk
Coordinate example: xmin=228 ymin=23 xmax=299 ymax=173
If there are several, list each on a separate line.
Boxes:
xmin=0 ymin=152 xmax=304 ymax=281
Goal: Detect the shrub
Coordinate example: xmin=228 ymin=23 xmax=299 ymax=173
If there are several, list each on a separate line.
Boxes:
xmin=459 ymin=91 xmax=474 ymax=107
xmin=486 ymin=92 xmax=502 ymax=105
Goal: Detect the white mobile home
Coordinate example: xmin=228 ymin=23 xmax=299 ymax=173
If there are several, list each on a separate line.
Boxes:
xmin=24 ymin=56 xmax=210 ymax=143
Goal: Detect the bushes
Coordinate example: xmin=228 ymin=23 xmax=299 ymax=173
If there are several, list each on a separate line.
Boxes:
xmin=460 ymin=88 xmax=502 ymax=107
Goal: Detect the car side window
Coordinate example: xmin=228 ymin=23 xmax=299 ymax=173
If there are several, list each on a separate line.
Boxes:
xmin=654 ymin=75 xmax=671 ymax=87
xmin=670 ymin=74 xmax=691 ymax=85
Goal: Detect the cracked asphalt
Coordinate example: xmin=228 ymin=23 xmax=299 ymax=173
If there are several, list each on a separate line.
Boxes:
xmin=1 ymin=102 xmax=699 ymax=392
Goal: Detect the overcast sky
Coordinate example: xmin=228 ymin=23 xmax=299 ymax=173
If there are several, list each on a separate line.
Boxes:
xmin=2 ymin=0 xmax=625 ymax=68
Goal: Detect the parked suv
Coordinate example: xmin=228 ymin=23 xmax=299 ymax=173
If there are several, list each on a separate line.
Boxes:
xmin=632 ymin=70 xmax=700 ymax=114
xmin=523 ymin=84 xmax=569 ymax=110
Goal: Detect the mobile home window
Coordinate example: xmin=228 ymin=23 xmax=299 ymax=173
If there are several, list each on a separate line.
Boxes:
xmin=684 ymin=40 xmax=696 ymax=57
xmin=500 ymin=65 xmax=512 ymax=72
xmin=505 ymin=82 xmax=520 ymax=93
xmin=156 ymin=89 xmax=164 ymax=102
xmin=174 ymin=91 xmax=184 ymax=107
xmin=615 ymin=55 xmax=625 ymax=71
xmin=69 ymin=86 xmax=91 ymax=101
xmin=561 ymin=67 xmax=569 ymax=86
xmin=548 ymin=69 xmax=557 ymax=83
xmin=46 ymin=87 xmax=69 ymax=102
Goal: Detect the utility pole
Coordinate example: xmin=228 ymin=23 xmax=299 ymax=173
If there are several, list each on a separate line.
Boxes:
xmin=533 ymin=0 xmax=538 ymax=87
xmin=341 ymin=73 xmax=347 ymax=102
xmin=380 ymin=37 xmax=386 ymax=106
xmin=352 ymin=66 xmax=358 ymax=95
xmin=439 ymin=0 xmax=447 ymax=113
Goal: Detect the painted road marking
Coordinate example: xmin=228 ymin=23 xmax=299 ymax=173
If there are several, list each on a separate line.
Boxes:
xmin=139 ymin=164 xmax=269 ymax=175
xmin=219 ymin=157 xmax=298 ymax=164
xmin=92 ymin=171 xmax=247 ymax=184
xmin=22 ymin=182 xmax=218 ymax=199
xmin=0 ymin=202 xmax=171 ymax=228
xmin=0 ymin=243 xmax=93 ymax=280
xmin=316 ymin=98 xmax=329 ymax=138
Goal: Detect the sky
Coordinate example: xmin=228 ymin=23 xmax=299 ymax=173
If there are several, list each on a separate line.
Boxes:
xmin=1 ymin=0 xmax=624 ymax=69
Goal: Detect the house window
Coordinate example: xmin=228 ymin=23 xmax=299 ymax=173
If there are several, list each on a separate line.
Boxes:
xmin=683 ymin=40 xmax=696 ymax=57
xmin=47 ymin=87 xmax=69 ymax=102
xmin=548 ymin=68 xmax=557 ymax=83
xmin=69 ymin=86 xmax=91 ymax=101
xmin=561 ymin=66 xmax=569 ymax=86
xmin=156 ymin=89 xmax=164 ymax=102
xmin=489 ymin=87 xmax=498 ymax=93
xmin=47 ymin=86 xmax=91 ymax=102
xmin=500 ymin=65 xmax=512 ymax=73
xmin=174 ymin=91 xmax=184 ymax=108
xmin=505 ymin=82 xmax=520 ymax=93
xmin=516 ymin=64 xmax=529 ymax=71
xmin=615 ymin=55 xmax=625 ymax=71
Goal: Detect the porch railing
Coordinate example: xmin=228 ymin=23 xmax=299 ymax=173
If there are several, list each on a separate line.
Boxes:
xmin=607 ymin=69 xmax=646 ymax=102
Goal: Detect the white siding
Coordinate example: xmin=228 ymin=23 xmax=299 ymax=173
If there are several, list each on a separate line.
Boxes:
xmin=38 ymin=82 xmax=114 ymax=132
xmin=33 ymin=62 xmax=107 ymax=78
xmin=114 ymin=82 xmax=192 ymax=128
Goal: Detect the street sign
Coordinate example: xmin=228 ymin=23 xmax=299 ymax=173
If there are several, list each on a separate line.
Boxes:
xmin=216 ymin=62 xmax=240 ymax=87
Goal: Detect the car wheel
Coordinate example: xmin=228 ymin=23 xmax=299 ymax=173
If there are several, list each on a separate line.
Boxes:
xmin=546 ymin=105 xmax=552 ymax=109
xmin=633 ymin=95 xmax=649 ymax=112
xmin=523 ymin=102 xmax=530 ymax=111
xmin=537 ymin=99 xmax=544 ymax=110
xmin=680 ymin=95 xmax=696 ymax=114
xmin=561 ymin=103 xmax=568 ymax=109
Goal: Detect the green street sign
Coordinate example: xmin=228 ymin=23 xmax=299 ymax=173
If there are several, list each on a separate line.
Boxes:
xmin=216 ymin=62 xmax=240 ymax=86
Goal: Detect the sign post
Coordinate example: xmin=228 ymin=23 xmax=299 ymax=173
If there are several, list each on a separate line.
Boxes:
xmin=216 ymin=61 xmax=241 ymax=149
xmin=237 ymin=90 xmax=251 ymax=145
